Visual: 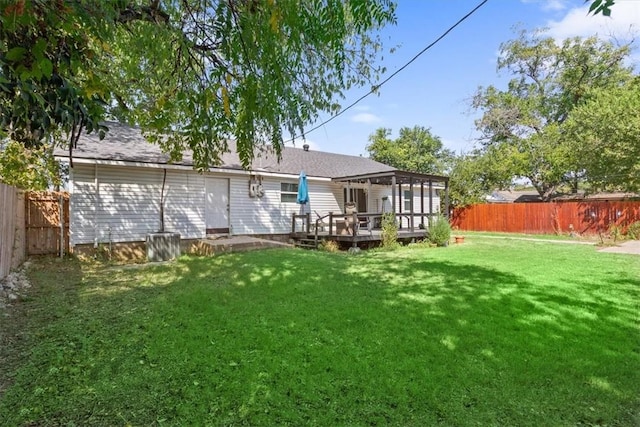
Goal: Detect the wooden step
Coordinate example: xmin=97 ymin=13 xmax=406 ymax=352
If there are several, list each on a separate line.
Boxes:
xmin=293 ymin=238 xmax=318 ymax=249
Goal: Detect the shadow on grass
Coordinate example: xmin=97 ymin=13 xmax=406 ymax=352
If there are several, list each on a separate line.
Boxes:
xmin=1 ymin=248 xmax=638 ymax=426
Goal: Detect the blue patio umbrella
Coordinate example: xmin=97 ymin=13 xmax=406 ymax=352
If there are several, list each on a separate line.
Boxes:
xmin=297 ymin=170 xmax=310 ymax=215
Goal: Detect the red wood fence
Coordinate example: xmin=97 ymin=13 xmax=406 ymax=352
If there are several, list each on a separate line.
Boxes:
xmin=451 ymin=201 xmax=640 ymax=235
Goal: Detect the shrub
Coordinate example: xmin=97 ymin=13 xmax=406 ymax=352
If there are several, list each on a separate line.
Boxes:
xmin=318 ymin=239 xmax=340 ymax=252
xmin=609 ymin=223 xmax=623 ymax=243
xmin=626 ymin=221 xmax=640 ymax=240
xmin=381 ymin=213 xmax=400 ymax=249
xmin=428 ymin=214 xmax=451 ymax=247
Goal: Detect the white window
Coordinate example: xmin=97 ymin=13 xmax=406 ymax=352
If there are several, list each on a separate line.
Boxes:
xmin=281 ymin=182 xmax=298 ymax=203
xmin=404 ymin=190 xmax=412 ymax=211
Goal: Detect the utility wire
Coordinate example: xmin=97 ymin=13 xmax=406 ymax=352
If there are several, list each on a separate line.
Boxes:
xmin=288 ymin=0 xmax=490 ymax=142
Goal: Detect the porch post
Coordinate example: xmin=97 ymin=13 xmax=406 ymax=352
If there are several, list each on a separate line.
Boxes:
xmin=409 ymin=177 xmax=414 ymax=230
xmin=391 ymin=175 xmax=396 ymax=226
xmin=429 ymin=179 xmax=433 ymax=219
xmin=420 ymin=182 xmax=425 ymax=228
xmin=367 ymin=179 xmax=372 ymax=213
xmin=444 ymin=179 xmax=450 ymax=219
xmin=397 ymin=180 xmax=402 ymax=229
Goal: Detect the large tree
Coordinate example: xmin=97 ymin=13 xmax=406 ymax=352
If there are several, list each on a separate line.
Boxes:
xmin=448 ymin=146 xmax=516 ymax=207
xmin=471 ymin=29 xmax=634 ymax=200
xmin=0 ymin=0 xmax=396 ymax=174
xmin=366 ymin=126 xmax=453 ymax=175
xmin=565 ymin=80 xmax=640 ymax=192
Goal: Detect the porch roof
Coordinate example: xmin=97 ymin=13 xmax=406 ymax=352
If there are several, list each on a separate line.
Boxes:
xmin=332 ymin=170 xmax=449 ymax=186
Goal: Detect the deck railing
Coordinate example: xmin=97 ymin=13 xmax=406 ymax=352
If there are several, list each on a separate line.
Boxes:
xmin=291 ymin=211 xmax=439 ymax=238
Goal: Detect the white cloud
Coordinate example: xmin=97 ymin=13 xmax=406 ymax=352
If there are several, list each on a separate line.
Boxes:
xmin=545 ymin=1 xmax=640 ymax=41
xmin=521 ymin=0 xmax=568 ymax=12
xmin=351 ymin=112 xmax=382 ymax=124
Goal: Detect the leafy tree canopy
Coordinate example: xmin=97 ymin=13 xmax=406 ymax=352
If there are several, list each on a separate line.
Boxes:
xmin=0 ymin=0 xmax=396 ymax=173
xmin=365 ymin=126 xmax=453 ymax=175
xmin=0 ymin=141 xmax=62 ymax=190
xmin=448 ymin=146 xmax=516 ymax=207
xmin=565 ymin=79 xmax=640 ymax=193
xmin=471 ymin=29 xmax=635 ymax=200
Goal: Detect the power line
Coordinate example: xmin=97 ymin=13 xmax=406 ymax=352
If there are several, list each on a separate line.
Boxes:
xmin=288 ymin=0 xmax=490 ymax=143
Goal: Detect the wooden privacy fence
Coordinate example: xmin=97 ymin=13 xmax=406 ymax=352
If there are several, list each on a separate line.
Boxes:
xmin=1 ymin=182 xmax=25 ymax=280
xmin=452 ymin=201 xmax=640 ymax=235
xmin=25 ymin=191 xmax=69 ymax=256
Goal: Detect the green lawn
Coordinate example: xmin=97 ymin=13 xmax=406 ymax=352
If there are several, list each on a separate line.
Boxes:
xmin=1 ymin=238 xmax=638 ymax=426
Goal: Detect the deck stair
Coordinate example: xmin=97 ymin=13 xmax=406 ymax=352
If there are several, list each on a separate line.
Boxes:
xmin=293 ymin=237 xmax=318 ymax=249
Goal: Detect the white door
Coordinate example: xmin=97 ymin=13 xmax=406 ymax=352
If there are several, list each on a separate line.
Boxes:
xmin=205 ymin=177 xmax=230 ymax=234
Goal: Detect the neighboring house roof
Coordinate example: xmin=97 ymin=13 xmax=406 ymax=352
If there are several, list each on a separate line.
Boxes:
xmin=553 ymin=191 xmax=639 ymax=201
xmin=486 ymin=189 xmax=639 ymax=203
xmin=486 ymin=190 xmax=541 ymax=203
xmin=54 ymin=121 xmax=396 ymax=179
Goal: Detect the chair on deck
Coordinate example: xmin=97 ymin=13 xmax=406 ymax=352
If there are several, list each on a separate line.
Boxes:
xmin=313 ymin=210 xmax=329 ymax=232
xmin=344 ymin=202 xmax=372 ymax=235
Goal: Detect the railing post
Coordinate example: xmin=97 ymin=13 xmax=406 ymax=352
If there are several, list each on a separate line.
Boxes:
xmin=352 ymin=212 xmax=357 ymax=237
xmin=328 ymin=212 xmax=334 ymax=235
xmin=291 ymin=213 xmax=296 ymax=233
xmin=305 ymin=212 xmax=310 ymax=233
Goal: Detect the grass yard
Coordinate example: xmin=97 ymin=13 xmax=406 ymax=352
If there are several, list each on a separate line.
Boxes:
xmin=0 ymin=237 xmax=638 ymax=426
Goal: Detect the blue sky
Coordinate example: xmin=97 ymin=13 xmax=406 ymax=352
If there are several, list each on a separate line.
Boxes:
xmin=286 ymin=0 xmax=639 ymax=157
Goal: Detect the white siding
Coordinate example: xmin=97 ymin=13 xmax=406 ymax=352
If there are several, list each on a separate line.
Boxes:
xmin=69 ymin=165 xmax=206 ymax=245
xmin=369 ymin=184 xmax=441 ymax=228
xmin=369 ymin=185 xmax=393 ymax=213
xmin=95 ymin=166 xmax=162 ymax=244
xmin=69 ymin=165 xmax=97 ymax=246
xmin=229 ymin=176 xmax=342 ymax=235
xmin=70 ymin=162 xmax=447 ymax=243
xmin=164 ymin=170 xmax=206 ymax=238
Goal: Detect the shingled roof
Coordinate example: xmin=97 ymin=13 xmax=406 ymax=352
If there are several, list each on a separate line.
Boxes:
xmin=55 ymin=121 xmax=396 ymax=179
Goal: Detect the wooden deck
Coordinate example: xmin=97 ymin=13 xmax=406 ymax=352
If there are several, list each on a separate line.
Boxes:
xmin=292 ymin=228 xmax=427 ymax=246
xmin=290 ymin=212 xmax=432 ymax=248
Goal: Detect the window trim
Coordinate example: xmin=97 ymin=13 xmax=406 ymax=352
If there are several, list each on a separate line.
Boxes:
xmin=281 ymin=182 xmax=299 ymax=203
xmin=404 ymin=190 xmax=413 ymax=211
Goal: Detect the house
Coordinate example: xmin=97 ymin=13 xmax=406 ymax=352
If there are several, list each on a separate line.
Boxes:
xmin=54 ymin=122 xmax=448 ymax=254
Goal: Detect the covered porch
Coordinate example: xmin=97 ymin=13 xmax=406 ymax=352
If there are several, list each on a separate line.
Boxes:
xmin=291 ymin=170 xmax=449 ymax=248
